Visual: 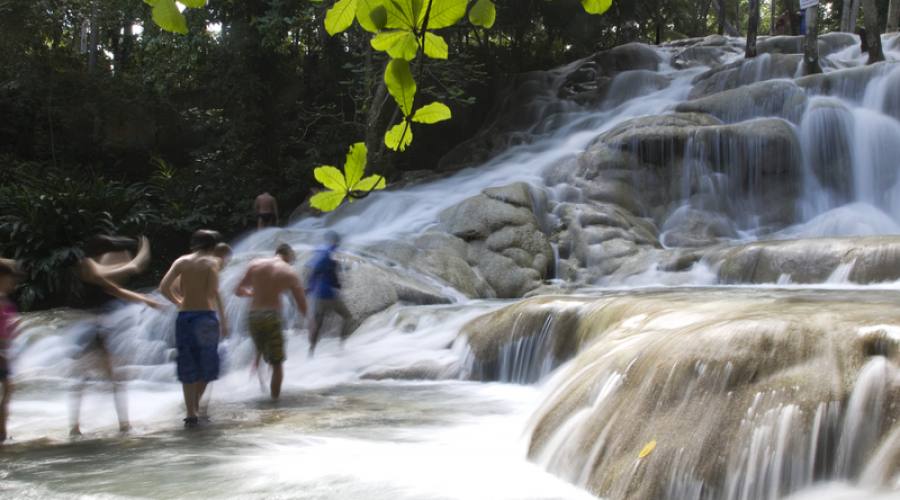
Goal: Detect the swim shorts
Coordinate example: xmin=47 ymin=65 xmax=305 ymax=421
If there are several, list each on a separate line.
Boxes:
xmin=249 ymin=311 xmax=285 ymax=364
xmin=175 ymin=311 xmax=220 ymax=384
xmin=257 ymin=213 xmax=277 ymax=226
xmin=0 ymin=357 xmax=8 ymax=380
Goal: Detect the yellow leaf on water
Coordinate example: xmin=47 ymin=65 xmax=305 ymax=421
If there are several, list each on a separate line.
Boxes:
xmin=638 ymin=440 xmax=656 ymax=459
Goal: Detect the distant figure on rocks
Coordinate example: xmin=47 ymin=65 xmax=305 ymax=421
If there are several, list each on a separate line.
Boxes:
xmin=254 ymin=192 xmax=279 ymax=230
xmin=306 ymin=231 xmax=352 ymax=356
xmin=159 ymin=230 xmax=228 ymax=428
xmin=0 ymin=259 xmax=22 ymax=443
xmin=70 ymin=235 xmax=163 ymax=436
xmin=234 ymin=244 xmax=308 ymax=399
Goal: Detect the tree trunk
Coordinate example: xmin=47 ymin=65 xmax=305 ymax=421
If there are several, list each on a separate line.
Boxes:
xmin=717 ymin=0 xmax=726 ymax=34
xmin=736 ymin=0 xmax=741 ymax=35
xmin=803 ymin=5 xmax=822 ymax=74
xmin=785 ymin=0 xmax=799 ymax=34
xmin=849 ymin=0 xmax=861 ymax=31
xmin=747 ymin=0 xmax=761 ymax=57
xmin=841 ymin=0 xmax=853 ymax=31
xmin=87 ymin=1 xmax=98 ymax=73
xmin=887 ymin=0 xmax=900 ymax=32
xmin=771 ymin=0 xmax=777 ymax=34
xmin=861 ymin=0 xmax=885 ymax=63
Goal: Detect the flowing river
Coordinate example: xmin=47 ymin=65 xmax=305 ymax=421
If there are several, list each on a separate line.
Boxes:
xmin=3 ymin=33 xmax=900 ymax=500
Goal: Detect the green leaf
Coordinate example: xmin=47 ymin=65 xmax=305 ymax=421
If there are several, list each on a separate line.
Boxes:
xmin=179 ymin=0 xmax=206 ymax=8
xmin=580 ymin=0 xmax=612 ymax=15
xmin=385 ymin=121 xmax=413 ymax=151
xmin=353 ymin=175 xmax=387 ymax=192
xmin=325 ymin=0 xmax=359 ymax=35
xmin=384 ymin=59 xmax=416 ymax=116
xmin=423 ymin=32 xmax=448 ymax=59
xmin=344 ymin=142 xmax=367 ymax=189
xmin=371 ymin=29 xmax=419 ymax=60
xmin=357 ymin=0 xmax=387 ymax=32
xmin=423 ymin=0 xmax=466 ymax=29
xmin=384 ymin=0 xmax=424 ymax=29
xmin=310 ymin=190 xmax=347 ymax=212
xmin=314 ymin=165 xmax=347 ymax=191
xmin=411 ymin=102 xmax=451 ymax=124
xmin=148 ymin=0 xmax=188 ymax=34
xmin=468 ymin=0 xmax=495 ymax=28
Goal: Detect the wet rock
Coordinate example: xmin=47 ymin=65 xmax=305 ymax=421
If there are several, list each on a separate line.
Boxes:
xmin=676 ymin=79 xmax=808 ymax=123
xmin=599 ymin=112 xmax=722 ymax=166
xmin=796 ymin=62 xmax=896 ymax=101
xmin=660 ymin=206 xmax=738 ymax=247
xmin=360 ymin=360 xmax=459 ymax=381
xmin=689 ymin=53 xmax=802 ymax=99
xmin=709 ymin=236 xmax=900 ymax=284
xmin=592 ymin=42 xmax=662 ymax=78
xmin=603 ymin=70 xmax=672 ymax=108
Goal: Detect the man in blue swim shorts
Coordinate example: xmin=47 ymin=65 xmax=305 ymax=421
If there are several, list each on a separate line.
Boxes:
xmin=159 ymin=230 xmax=229 ymax=428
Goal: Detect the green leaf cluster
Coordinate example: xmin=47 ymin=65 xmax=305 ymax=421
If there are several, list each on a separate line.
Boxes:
xmin=143 ymin=0 xmax=207 ymax=34
xmin=310 ymin=143 xmax=386 ymax=212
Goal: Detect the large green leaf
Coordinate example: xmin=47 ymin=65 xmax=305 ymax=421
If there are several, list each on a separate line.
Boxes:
xmin=310 ymin=190 xmax=347 ymax=212
xmin=385 ymin=121 xmax=413 ymax=151
xmin=179 ymin=0 xmax=206 ymax=8
xmin=325 ymin=0 xmax=359 ymax=35
xmin=344 ymin=142 xmax=367 ymax=189
xmin=423 ymin=32 xmax=448 ymax=59
xmin=384 ymin=59 xmax=416 ymax=116
xmin=356 ymin=0 xmax=387 ymax=32
xmin=581 ymin=0 xmax=612 ymax=14
xmin=468 ymin=0 xmax=495 ymax=28
xmin=371 ymin=29 xmax=419 ymax=60
xmin=384 ymin=0 xmax=424 ymax=29
xmin=148 ymin=0 xmax=187 ymax=34
xmin=314 ymin=165 xmax=347 ymax=191
xmin=411 ymin=102 xmax=451 ymax=124
xmin=423 ymin=0 xmax=466 ymax=29
xmin=353 ymin=175 xmax=387 ymax=192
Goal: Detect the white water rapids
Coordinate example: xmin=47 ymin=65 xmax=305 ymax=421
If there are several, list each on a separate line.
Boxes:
xmin=3 ymin=34 xmax=900 ymax=500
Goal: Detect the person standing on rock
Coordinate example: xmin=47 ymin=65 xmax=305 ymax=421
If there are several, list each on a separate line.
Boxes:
xmin=0 ymin=259 xmax=22 ymax=443
xmin=254 ymin=192 xmax=279 ymax=230
xmin=158 ymin=229 xmax=228 ymax=428
xmin=306 ymin=231 xmax=352 ymax=356
xmin=234 ymin=244 xmax=308 ymax=400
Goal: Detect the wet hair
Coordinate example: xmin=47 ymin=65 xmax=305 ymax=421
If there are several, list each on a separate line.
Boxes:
xmin=0 ymin=258 xmax=23 ymax=279
xmin=324 ymin=231 xmax=341 ymax=246
xmin=275 ymin=243 xmax=295 ymax=261
xmin=83 ymin=235 xmax=137 ymax=258
xmin=190 ymin=229 xmax=222 ymax=252
xmin=213 ymin=243 xmax=233 ymax=260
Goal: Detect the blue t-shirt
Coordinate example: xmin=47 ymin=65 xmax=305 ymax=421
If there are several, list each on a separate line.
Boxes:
xmin=307 ymin=246 xmax=340 ymax=299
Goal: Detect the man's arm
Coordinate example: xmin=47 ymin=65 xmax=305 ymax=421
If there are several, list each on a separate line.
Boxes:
xmin=209 ymin=265 xmax=228 ymax=338
xmin=273 ymin=197 xmax=280 ymax=221
xmin=158 ymin=259 xmax=184 ymax=308
xmin=289 ymin=273 xmax=308 ymax=316
xmin=94 ymin=236 xmax=152 ymax=284
xmin=234 ymin=264 xmax=255 ymax=298
xmin=82 ymin=259 xmax=163 ymax=309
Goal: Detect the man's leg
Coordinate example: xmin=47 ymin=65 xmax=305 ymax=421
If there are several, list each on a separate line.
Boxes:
xmin=195 ymin=382 xmax=208 ymax=417
xmin=99 ymin=348 xmax=129 ymax=432
xmin=0 ymin=379 xmax=11 ymax=442
xmin=308 ymin=302 xmax=325 ymax=356
xmin=335 ymin=299 xmax=354 ymax=344
xmin=271 ymin=363 xmax=283 ymax=400
xmin=68 ymin=379 xmax=87 ymax=436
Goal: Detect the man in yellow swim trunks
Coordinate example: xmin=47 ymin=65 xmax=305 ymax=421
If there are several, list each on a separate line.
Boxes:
xmin=234 ymin=244 xmax=308 ymax=399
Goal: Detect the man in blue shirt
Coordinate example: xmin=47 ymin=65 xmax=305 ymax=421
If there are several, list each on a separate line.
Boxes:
xmin=306 ymin=231 xmax=352 ymax=356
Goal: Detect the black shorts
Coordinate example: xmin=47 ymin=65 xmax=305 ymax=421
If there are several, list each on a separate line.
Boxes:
xmin=0 ymin=358 xmax=9 ymax=380
xmin=257 ymin=213 xmax=277 ymax=226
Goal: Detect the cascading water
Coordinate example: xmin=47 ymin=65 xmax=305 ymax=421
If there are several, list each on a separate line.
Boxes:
xmin=4 ymin=33 xmax=900 ymax=500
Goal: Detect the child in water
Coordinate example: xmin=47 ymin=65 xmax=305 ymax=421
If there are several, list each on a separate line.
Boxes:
xmin=0 ymin=259 xmax=22 ymax=443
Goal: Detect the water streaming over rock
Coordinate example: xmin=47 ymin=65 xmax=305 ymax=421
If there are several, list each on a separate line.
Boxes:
xmin=5 ymin=33 xmax=900 ymax=499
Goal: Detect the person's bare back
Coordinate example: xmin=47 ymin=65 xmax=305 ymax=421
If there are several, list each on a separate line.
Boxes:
xmin=254 ymin=193 xmax=277 ymax=215
xmin=162 ymin=253 xmax=222 ymax=311
xmin=236 ymin=253 xmax=307 ymax=315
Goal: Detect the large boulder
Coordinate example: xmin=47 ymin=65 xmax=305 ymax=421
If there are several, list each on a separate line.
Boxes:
xmin=598 ymin=112 xmax=722 ymax=166
xmin=660 ymin=206 xmax=738 ymax=247
xmin=676 ymin=79 xmax=808 ymax=123
xmin=689 ymin=53 xmax=802 ymax=99
xmin=796 ymin=62 xmax=897 ymax=101
xmin=709 ymin=236 xmax=900 ymax=284
xmin=438 ymin=182 xmax=554 ymax=298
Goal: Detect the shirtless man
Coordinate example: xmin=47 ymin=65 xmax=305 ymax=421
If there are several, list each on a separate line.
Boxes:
xmin=254 ymin=192 xmax=279 ymax=229
xmin=234 ymin=244 xmax=307 ymax=399
xmin=159 ymin=230 xmax=229 ymax=427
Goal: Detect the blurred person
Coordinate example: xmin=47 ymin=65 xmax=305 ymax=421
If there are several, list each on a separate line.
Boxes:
xmin=158 ymin=230 xmax=228 ymax=428
xmin=70 ymin=235 xmax=163 ymax=436
xmin=306 ymin=231 xmax=352 ymax=357
xmin=0 ymin=259 xmax=23 ymax=443
xmin=254 ymin=192 xmax=279 ymax=230
xmin=234 ymin=244 xmax=308 ymax=400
